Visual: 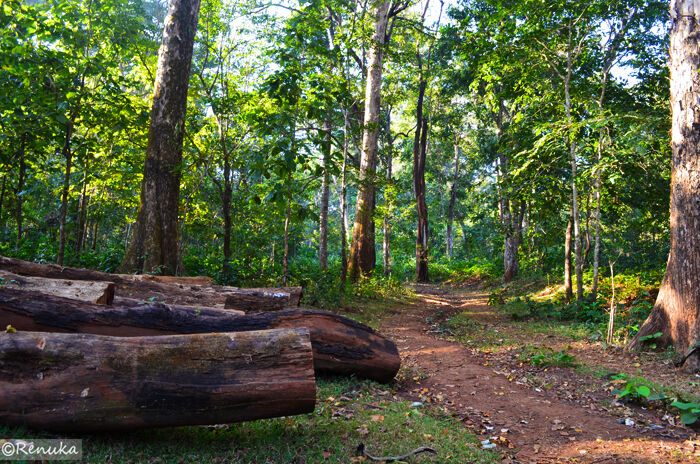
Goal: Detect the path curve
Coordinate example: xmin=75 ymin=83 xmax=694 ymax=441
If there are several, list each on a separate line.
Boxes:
xmin=381 ymin=284 xmax=699 ymax=463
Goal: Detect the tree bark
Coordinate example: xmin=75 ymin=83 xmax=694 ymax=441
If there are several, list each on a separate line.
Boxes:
xmin=446 ymin=144 xmax=460 ymax=258
xmin=347 ymin=0 xmax=391 ymax=281
xmin=319 ymin=119 xmax=331 ymax=270
xmin=628 ymin=1 xmax=700 ymax=372
xmin=0 ymin=328 xmax=315 ymax=431
xmin=76 ymin=162 xmax=89 ymax=253
xmin=504 ymin=202 xmax=525 ymax=283
xmin=0 ymin=287 xmax=400 ymax=382
xmin=57 ymin=123 xmax=74 ymax=265
xmin=340 ymin=111 xmax=349 ymax=287
xmin=564 ymin=205 xmax=573 ymax=302
xmin=14 ymin=135 xmax=26 ymax=250
xmin=413 ymin=78 xmax=429 ymax=282
xmin=121 ymin=0 xmax=201 ymax=275
xmin=383 ymin=111 xmax=393 ymax=276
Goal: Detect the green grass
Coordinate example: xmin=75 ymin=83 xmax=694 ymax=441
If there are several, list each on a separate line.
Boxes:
xmin=0 ymin=377 xmax=497 ymax=464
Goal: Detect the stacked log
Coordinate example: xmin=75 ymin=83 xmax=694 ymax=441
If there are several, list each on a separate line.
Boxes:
xmin=0 ymin=255 xmax=401 ymax=431
xmin=0 ymin=287 xmax=400 ymax=382
xmin=0 ymin=270 xmax=115 ymax=304
xmin=0 ymin=329 xmax=316 ymax=431
xmin=0 ymin=256 xmax=301 ymax=311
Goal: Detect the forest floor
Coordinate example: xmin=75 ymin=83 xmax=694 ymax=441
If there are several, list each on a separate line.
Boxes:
xmin=381 ymin=282 xmax=700 ymax=464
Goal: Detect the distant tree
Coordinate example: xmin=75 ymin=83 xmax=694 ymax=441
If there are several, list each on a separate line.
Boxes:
xmin=121 ymin=0 xmax=201 ymax=275
xmin=629 ymin=0 xmax=700 ymax=372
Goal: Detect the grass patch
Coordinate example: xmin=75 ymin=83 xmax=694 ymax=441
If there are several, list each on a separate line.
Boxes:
xmin=517 ymin=344 xmax=578 ymax=368
xmin=0 ymin=377 xmax=497 ymax=464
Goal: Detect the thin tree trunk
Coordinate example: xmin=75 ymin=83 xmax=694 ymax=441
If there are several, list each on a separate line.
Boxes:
xmin=222 ymin=142 xmax=232 ymax=276
xmin=446 ymin=144 xmax=460 ymax=257
xmin=340 ymin=111 xmax=349 ymax=287
xmin=57 ymin=124 xmax=74 ymax=265
xmin=347 ymin=0 xmax=391 ymax=281
xmin=319 ymin=119 xmax=331 ymax=270
xmin=0 ymin=174 xmax=6 ymax=238
xmin=413 ymin=77 xmax=429 ymax=283
xmin=382 ymin=112 xmax=393 ymax=276
xmin=282 ymin=173 xmax=292 ymax=287
xmin=628 ymin=1 xmax=700 ymax=372
xmin=76 ymin=161 xmax=89 ymax=253
xmin=15 ymin=135 xmax=26 ymax=250
xmin=565 ymin=51 xmax=583 ymax=301
xmin=121 ymin=0 xmax=201 ymax=275
xmin=564 ymin=205 xmax=573 ymax=302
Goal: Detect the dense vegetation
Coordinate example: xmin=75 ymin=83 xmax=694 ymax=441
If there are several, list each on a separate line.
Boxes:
xmin=0 ymin=0 xmax=671 ymax=299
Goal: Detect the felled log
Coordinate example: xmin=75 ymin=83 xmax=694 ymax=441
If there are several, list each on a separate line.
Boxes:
xmin=0 ymin=256 xmax=301 ymax=310
xmin=0 ymin=287 xmax=400 ymax=382
xmin=0 ymin=270 xmax=114 ymax=304
xmin=223 ymin=286 xmax=303 ymax=312
xmin=0 ymin=329 xmax=316 ymax=431
xmin=117 ymin=274 xmax=213 ymax=285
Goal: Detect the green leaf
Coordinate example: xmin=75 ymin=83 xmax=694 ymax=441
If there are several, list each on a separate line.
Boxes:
xmin=635 ymin=386 xmax=651 ymax=398
xmin=680 ymin=412 xmax=699 ymax=425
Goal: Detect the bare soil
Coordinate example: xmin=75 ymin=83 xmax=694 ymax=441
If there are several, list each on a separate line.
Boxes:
xmin=381 ymin=283 xmax=700 ymax=464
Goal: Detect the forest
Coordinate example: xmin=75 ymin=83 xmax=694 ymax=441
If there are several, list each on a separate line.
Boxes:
xmin=1 ymin=0 xmax=700 ymax=462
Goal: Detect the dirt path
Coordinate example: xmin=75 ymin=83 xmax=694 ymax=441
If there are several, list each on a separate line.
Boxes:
xmin=381 ymin=284 xmax=699 ymax=463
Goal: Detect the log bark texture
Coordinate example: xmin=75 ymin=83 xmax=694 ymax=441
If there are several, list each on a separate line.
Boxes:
xmin=0 ymin=270 xmax=114 ymax=304
xmin=628 ymin=1 xmax=700 ymax=372
xmin=0 ymin=288 xmax=400 ymax=382
xmin=0 ymin=257 xmax=300 ymax=311
xmin=0 ymin=329 xmax=316 ymax=431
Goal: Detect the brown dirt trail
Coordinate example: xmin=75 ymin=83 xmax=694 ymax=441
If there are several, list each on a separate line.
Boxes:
xmin=381 ymin=284 xmax=699 ymax=463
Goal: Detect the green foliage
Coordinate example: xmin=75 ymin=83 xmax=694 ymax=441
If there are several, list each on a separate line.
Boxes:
xmin=670 ymin=400 xmax=700 ymax=425
xmin=610 ymin=373 xmax=668 ymax=403
xmin=518 ymin=345 xmax=577 ymax=367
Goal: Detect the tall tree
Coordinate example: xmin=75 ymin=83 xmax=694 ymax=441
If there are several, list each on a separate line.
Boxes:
xmin=347 ymin=0 xmax=393 ymax=280
xmin=121 ymin=0 xmax=201 ymax=275
xmin=629 ymin=0 xmax=700 ymax=372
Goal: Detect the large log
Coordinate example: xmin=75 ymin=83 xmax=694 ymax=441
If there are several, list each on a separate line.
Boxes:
xmin=0 ymin=256 xmax=301 ymax=310
xmin=0 ymin=270 xmax=115 ymax=304
xmin=0 ymin=329 xmax=316 ymax=431
xmin=0 ymin=287 xmax=400 ymax=382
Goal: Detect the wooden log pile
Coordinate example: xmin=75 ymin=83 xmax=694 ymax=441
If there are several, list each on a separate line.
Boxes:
xmin=0 ymin=256 xmax=400 ymax=432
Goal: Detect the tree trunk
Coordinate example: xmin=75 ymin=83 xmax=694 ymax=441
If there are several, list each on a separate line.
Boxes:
xmin=15 ymin=135 xmax=26 ymax=249
xmin=0 ymin=175 xmax=6 ymax=237
xmin=628 ymin=1 xmax=700 ymax=372
xmin=413 ymin=77 xmax=430 ymax=283
xmin=0 ymin=328 xmax=315 ymax=431
xmin=0 ymin=287 xmax=400 ymax=382
xmin=57 ymin=123 xmax=74 ymax=265
xmin=340 ymin=111 xmax=349 ymax=287
xmin=383 ymin=111 xmax=393 ymax=276
xmin=347 ymin=0 xmax=391 ymax=281
xmin=121 ymin=0 xmax=201 ymax=275
xmin=222 ymin=143 xmax=232 ymax=276
xmin=319 ymin=119 xmax=331 ymax=270
xmin=446 ymin=144 xmax=460 ymax=258
xmin=283 ymin=174 xmax=292 ymax=286
xmin=564 ymin=205 xmax=573 ymax=302
xmin=76 ymin=162 xmax=89 ymax=253
xmin=504 ymin=202 xmax=524 ymax=283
